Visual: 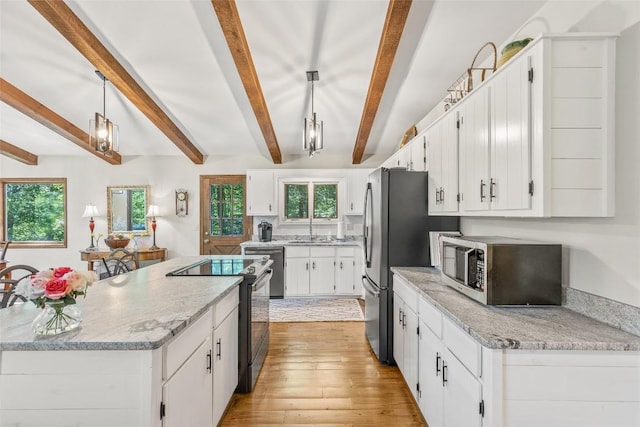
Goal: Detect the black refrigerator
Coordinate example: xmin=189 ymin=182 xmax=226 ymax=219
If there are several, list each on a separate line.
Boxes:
xmin=362 ymin=168 xmax=459 ymax=364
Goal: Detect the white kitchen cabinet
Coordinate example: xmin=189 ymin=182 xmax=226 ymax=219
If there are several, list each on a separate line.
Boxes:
xmin=310 ymin=254 xmax=335 ymax=295
xmin=285 ymin=245 xmax=362 ymax=296
xmin=488 ymin=50 xmax=533 ymax=212
xmin=409 ymin=134 xmax=427 ymax=172
xmin=416 ymin=294 xmax=483 ymax=427
xmin=346 ymin=169 xmax=371 ymax=215
xmin=459 ymin=51 xmax=533 ymax=214
xmin=458 ymin=84 xmax=490 ymax=212
xmin=246 ymin=170 xmax=276 ymax=216
xmin=404 ymin=33 xmax=617 ymax=217
xmin=427 ymin=111 xmax=459 ymax=215
xmin=212 ymin=304 xmax=238 ymax=425
xmin=393 ymin=276 xmax=420 ymax=401
xmin=419 ymin=319 xmax=445 ymax=427
xmin=335 ymin=247 xmax=356 ymax=295
xmin=285 ymin=246 xmax=311 ymax=296
xmin=163 ymin=335 xmax=213 ymax=427
xmin=442 ymin=347 xmax=483 ymax=427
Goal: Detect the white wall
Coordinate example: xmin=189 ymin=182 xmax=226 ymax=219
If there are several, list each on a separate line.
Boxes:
xmin=461 ymin=1 xmax=640 ymax=308
xmin=0 ymin=153 xmax=376 ymax=271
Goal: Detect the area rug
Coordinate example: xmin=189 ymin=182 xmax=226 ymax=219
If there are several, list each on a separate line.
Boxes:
xmin=270 ymin=298 xmax=364 ymax=322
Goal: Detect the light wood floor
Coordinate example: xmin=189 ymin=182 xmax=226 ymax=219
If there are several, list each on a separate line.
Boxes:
xmin=220 ymin=322 xmax=426 ymax=426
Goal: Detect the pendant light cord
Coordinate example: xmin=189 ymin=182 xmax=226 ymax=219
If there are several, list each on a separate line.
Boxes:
xmin=102 ymin=76 xmax=106 ymax=117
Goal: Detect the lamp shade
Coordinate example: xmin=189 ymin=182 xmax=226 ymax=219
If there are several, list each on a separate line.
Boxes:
xmin=82 ymin=205 xmax=99 ymax=218
xmin=146 ymin=205 xmax=160 ymax=218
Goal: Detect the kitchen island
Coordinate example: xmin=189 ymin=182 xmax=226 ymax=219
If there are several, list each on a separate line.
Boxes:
xmin=391 ymin=267 xmax=640 ymax=427
xmin=0 ymin=256 xmax=242 ymax=427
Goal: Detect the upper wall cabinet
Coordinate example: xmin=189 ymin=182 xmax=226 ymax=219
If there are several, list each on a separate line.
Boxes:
xmin=346 ymin=169 xmax=370 ymax=215
xmin=246 ymin=170 xmax=275 ymax=216
xmin=423 ymin=33 xmax=617 ymax=217
xmin=427 ymin=110 xmax=460 ymax=215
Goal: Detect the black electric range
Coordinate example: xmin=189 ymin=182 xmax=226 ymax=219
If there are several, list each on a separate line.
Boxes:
xmin=166 ymin=256 xmax=273 ymax=393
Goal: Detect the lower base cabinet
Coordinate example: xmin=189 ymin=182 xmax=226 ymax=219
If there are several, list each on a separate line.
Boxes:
xmin=212 ymin=305 xmax=239 ymax=424
xmin=285 ymin=245 xmax=362 ymax=297
xmin=393 ymin=273 xmax=640 ymax=427
xmin=163 ymin=335 xmax=213 ymax=426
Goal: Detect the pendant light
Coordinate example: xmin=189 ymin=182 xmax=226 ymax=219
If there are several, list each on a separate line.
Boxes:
xmin=303 ymin=70 xmax=323 ymax=157
xmin=90 ymin=70 xmax=119 ymax=156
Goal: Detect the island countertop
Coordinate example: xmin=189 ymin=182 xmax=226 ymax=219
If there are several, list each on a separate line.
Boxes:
xmin=391 ymin=267 xmax=640 ymax=351
xmin=0 ymin=257 xmax=242 ymax=351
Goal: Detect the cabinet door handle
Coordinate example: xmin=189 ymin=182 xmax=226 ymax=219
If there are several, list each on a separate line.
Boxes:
xmin=350 ymin=202 xmax=354 ymax=211
xmin=439 ymin=188 xmax=444 ymax=203
xmin=216 ymin=338 xmax=222 ymax=360
xmin=312 ymin=261 xmax=316 ymax=269
xmin=490 ymin=178 xmax=496 ymax=200
xmin=435 ymin=352 xmax=441 ymax=376
xmin=340 ymin=261 xmax=343 ymax=269
xmin=480 ymin=179 xmax=486 ymax=202
xmin=435 ymin=189 xmax=440 ymax=204
xmin=206 ymin=349 xmax=212 ymax=373
xmin=399 ymin=308 xmax=403 ymax=325
xmin=268 ymin=204 xmax=272 ymax=212
xmin=306 ymin=262 xmax=309 ymax=271
xmin=442 ymin=361 xmax=448 ymax=386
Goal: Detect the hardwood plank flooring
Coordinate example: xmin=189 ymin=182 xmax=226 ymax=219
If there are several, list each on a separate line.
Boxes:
xmin=220 ymin=322 xmax=426 ymax=426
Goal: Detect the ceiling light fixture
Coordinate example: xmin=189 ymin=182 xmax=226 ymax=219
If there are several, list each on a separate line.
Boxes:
xmin=303 ymin=70 xmax=323 ymax=158
xmin=90 ymin=70 xmax=119 ymax=156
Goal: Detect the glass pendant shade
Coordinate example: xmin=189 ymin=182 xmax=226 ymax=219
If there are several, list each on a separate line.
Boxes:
xmin=303 ymin=113 xmax=323 ymax=155
xmin=303 ymin=70 xmax=323 ymax=157
xmin=90 ymin=112 xmax=119 ymax=155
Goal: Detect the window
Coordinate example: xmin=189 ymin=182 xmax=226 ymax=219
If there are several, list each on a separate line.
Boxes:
xmin=282 ymin=180 xmax=339 ymax=222
xmin=1 ymin=178 xmax=67 ymax=248
xmin=210 ymin=183 xmax=244 ymax=236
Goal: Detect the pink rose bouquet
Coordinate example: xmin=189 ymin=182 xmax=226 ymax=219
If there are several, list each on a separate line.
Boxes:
xmin=15 ymin=266 xmax=97 ymax=308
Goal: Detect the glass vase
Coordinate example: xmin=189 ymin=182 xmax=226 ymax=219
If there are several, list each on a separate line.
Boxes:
xmin=32 ymin=302 xmax=82 ymax=335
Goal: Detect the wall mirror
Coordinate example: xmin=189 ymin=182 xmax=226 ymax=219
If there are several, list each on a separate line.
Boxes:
xmin=107 ymin=185 xmax=150 ymax=235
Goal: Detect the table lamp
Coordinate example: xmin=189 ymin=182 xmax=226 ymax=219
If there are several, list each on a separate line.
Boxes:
xmin=146 ymin=205 xmax=161 ymax=250
xmin=82 ymin=205 xmax=99 ymax=250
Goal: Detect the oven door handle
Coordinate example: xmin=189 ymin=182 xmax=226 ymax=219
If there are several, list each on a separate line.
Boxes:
xmin=362 ymin=275 xmax=380 ymax=297
xmin=252 ymin=269 xmax=273 ymax=292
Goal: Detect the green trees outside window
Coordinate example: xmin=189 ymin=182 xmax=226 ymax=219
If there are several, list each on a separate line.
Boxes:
xmin=210 ymin=184 xmax=244 ymax=236
xmin=314 ymin=184 xmax=338 ymax=219
xmin=284 ymin=182 xmax=338 ymax=220
xmin=2 ymin=178 xmax=67 ymax=247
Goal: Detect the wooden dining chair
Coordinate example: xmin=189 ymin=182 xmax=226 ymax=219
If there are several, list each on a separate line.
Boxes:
xmin=0 ymin=264 xmax=38 ymax=309
xmin=99 ymin=249 xmax=139 ymax=279
xmin=0 ymin=240 xmax=11 ymax=261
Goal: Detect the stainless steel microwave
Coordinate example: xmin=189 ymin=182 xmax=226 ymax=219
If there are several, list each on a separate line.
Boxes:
xmin=440 ymin=236 xmax=562 ymax=306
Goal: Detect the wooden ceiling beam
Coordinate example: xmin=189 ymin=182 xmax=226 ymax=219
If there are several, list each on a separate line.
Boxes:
xmin=0 ymin=78 xmax=121 ymax=165
xmin=352 ymin=0 xmax=412 ymax=164
xmin=28 ymin=0 xmax=205 ymax=164
xmin=211 ymin=0 xmax=282 ymax=164
xmin=0 ymin=139 xmax=38 ymax=165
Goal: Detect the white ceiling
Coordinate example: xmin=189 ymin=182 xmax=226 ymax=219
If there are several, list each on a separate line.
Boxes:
xmin=0 ymin=0 xmax=546 ymax=164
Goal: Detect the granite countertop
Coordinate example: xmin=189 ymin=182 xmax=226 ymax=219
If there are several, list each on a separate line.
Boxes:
xmin=391 ymin=267 xmax=640 ymax=351
xmin=241 ymin=237 xmax=362 ymax=247
xmin=0 ymin=256 xmax=242 ymax=351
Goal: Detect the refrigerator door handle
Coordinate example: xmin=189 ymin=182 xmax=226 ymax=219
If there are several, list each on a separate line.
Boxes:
xmin=362 ymin=275 xmax=380 ymax=297
xmin=363 ymin=183 xmax=373 ymax=268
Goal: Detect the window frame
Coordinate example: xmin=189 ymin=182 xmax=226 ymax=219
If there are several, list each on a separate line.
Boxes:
xmin=279 ymin=178 xmax=343 ymax=224
xmin=1 ymin=177 xmax=68 ymax=248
